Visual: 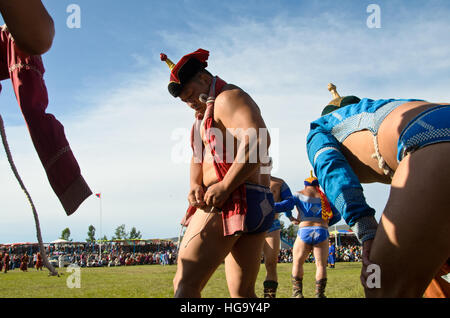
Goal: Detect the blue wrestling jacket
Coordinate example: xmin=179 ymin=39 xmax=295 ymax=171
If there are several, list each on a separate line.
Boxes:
xmin=307 ymin=98 xmax=422 ymax=242
xmin=273 ymin=182 xmax=294 ymax=218
xmin=293 ymin=193 xmax=341 ymax=227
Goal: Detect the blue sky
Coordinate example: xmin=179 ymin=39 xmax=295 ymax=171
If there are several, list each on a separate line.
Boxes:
xmin=0 ymin=0 xmax=449 ymax=243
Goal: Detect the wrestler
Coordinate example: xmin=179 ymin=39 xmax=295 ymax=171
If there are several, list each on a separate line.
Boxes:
xmin=262 ymin=176 xmax=297 ymax=298
xmin=307 ymin=84 xmax=450 ymax=297
xmin=291 ymin=173 xmax=341 ymax=298
xmin=161 ymin=49 xmax=274 ymax=298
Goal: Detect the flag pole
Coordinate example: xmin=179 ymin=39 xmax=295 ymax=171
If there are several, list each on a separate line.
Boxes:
xmin=335 ymin=224 xmax=338 ymax=247
xmin=100 ymin=194 xmax=102 ymax=258
xmin=97 ymin=192 xmax=102 ymax=259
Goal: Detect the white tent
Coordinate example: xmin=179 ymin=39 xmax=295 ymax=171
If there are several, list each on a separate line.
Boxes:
xmin=50 ymin=239 xmax=70 ymax=244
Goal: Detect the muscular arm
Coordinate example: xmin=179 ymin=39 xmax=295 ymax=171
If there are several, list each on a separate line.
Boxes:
xmin=190 ymin=156 xmax=203 ymax=188
xmin=187 ymin=156 xmax=205 ymax=208
xmin=215 ymin=89 xmax=269 ymax=194
xmin=274 ymin=181 xmax=295 ymax=217
xmin=0 ymin=0 xmax=55 ymax=55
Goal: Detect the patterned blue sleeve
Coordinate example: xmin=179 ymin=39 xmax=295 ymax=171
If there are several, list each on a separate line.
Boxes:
xmin=274 ymin=182 xmax=294 ymax=217
xmin=328 ymin=203 xmax=341 ymax=227
xmin=306 ymin=124 xmax=375 ymax=228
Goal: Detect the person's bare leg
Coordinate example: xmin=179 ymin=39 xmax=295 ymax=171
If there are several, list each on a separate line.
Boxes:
xmin=313 ymin=240 xmax=329 ymax=281
xmin=367 ymin=144 xmax=450 ymax=298
xmin=292 ymin=237 xmax=312 ymax=279
xmin=262 ymin=229 xmax=281 ymax=297
xmin=313 ymin=239 xmax=329 ymax=298
xmin=224 ymin=232 xmax=266 ymax=298
xmin=173 ymin=209 xmax=239 ymax=298
xmin=291 ymin=236 xmax=312 ymax=298
xmin=263 ymin=230 xmax=280 ymax=282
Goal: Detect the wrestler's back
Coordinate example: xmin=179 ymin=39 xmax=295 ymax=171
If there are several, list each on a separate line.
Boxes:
xmin=297 ymin=189 xmax=328 ymax=229
xmin=341 ymin=101 xmax=445 ymax=184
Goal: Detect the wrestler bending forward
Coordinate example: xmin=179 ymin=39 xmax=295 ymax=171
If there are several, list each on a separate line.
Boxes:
xmin=307 ymin=84 xmax=450 ymax=297
xmin=161 ymin=49 xmax=274 ymax=298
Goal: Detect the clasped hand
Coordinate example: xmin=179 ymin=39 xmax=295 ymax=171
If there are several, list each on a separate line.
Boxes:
xmin=187 ymin=182 xmax=231 ymax=211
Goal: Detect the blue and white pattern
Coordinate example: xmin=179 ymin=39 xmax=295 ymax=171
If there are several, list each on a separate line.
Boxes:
xmin=397 ymin=105 xmax=450 ymax=162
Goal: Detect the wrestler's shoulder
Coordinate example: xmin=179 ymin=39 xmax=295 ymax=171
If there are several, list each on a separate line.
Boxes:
xmin=270 ymin=176 xmax=285 ymax=185
xmin=216 ymin=84 xmax=253 ymax=106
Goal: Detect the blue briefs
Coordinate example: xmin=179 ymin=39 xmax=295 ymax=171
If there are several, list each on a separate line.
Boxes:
xmin=244 ymin=183 xmax=275 ymax=234
xmin=398 ymin=105 xmax=450 ymax=162
xmin=297 ymin=226 xmax=329 ymax=246
xmin=267 ymin=218 xmax=282 ymax=234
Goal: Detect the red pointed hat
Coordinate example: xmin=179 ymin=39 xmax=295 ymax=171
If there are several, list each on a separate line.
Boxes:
xmin=160 ymin=49 xmax=210 ymax=97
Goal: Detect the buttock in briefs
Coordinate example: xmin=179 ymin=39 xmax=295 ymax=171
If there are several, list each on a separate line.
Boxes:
xmin=244 ymin=183 xmax=275 ymax=234
xmin=397 ymin=105 xmax=450 ymax=162
xmin=297 ymin=226 xmax=329 ymax=246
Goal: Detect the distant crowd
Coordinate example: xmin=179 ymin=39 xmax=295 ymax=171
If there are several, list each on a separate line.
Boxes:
xmin=1 ymin=240 xmax=362 ymax=273
xmin=0 ymin=240 xmax=178 ymax=272
xmin=276 ymin=243 xmax=362 ymax=264
xmin=71 ymin=250 xmax=177 ymax=268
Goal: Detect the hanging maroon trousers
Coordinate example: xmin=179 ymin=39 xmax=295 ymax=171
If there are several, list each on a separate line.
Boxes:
xmin=0 ymin=26 xmax=91 ymax=215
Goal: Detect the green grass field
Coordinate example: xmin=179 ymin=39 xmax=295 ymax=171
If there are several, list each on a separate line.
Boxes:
xmin=0 ymin=263 xmax=364 ymax=298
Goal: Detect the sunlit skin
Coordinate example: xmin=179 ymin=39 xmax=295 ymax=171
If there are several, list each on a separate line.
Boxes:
xmin=340 ymin=100 xmax=450 ymax=297
xmin=0 ymin=0 xmax=54 ymax=56
xmin=173 ymin=70 xmax=272 ymax=298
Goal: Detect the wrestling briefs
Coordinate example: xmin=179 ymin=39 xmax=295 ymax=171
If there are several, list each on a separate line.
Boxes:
xmin=398 ymin=105 xmax=450 ymax=162
xmin=244 ymin=183 xmax=275 ymax=234
xmin=267 ymin=218 xmax=282 ymax=234
xmin=297 ymin=226 xmax=329 ymax=246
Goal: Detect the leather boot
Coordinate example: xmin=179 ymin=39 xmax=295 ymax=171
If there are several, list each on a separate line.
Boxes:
xmin=263 ymin=280 xmax=278 ymax=298
xmin=291 ymin=276 xmax=304 ymax=298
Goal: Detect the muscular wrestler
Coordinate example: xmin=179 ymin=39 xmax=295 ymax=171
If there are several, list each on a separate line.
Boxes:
xmin=161 ymin=49 xmax=274 ymax=298
xmin=262 ymin=176 xmax=297 ymax=298
xmin=291 ymin=173 xmax=341 ymax=298
xmin=307 ymin=84 xmax=450 ymax=297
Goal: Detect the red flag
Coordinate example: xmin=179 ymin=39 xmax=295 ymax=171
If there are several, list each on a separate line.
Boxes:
xmin=95 ymin=193 xmax=101 ymax=198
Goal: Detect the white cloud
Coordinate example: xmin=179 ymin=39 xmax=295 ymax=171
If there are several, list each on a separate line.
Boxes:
xmin=0 ymin=6 xmax=449 ymax=242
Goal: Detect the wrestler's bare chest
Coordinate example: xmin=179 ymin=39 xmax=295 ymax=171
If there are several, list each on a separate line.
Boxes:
xmin=200 ymin=119 xmax=237 ymax=187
